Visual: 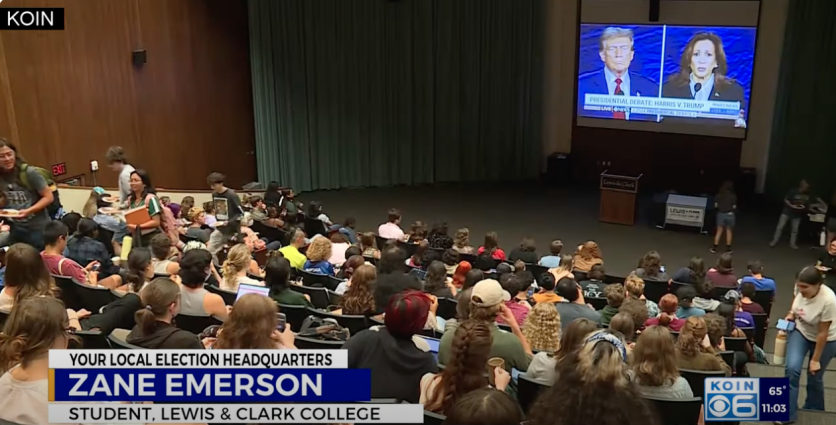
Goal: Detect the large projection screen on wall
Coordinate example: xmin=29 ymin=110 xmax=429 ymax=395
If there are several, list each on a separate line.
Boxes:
xmin=576 ymin=23 xmax=757 ymax=138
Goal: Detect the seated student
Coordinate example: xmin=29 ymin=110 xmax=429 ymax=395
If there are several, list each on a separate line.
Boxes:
xmin=645 ymin=294 xmax=686 ymax=331
xmin=477 ymin=232 xmax=506 ymax=261
xmin=740 ymin=260 xmax=777 ymax=295
xmin=66 ymin=218 xmax=117 ymax=277
xmin=671 ymin=256 xmax=707 ymax=284
xmin=443 ymin=388 xmax=523 ymax=425
xmin=634 ymin=250 xmax=669 ymax=281
xmin=600 ymin=284 xmax=624 ymax=327
xmin=267 ymin=254 xmax=312 ymax=307
xmin=675 ymin=285 xmax=706 ymax=318
xmin=406 ymin=220 xmax=427 ymax=243
xmin=248 ymin=195 xmax=285 ymax=229
xmin=629 ymin=326 xmax=694 ymax=399
xmin=420 ymin=320 xmax=510 ymax=414
xmin=335 ymin=255 xmax=366 ymax=292
xmin=538 ymin=239 xmax=564 ymax=268
xmin=221 ymin=244 xmax=263 ymax=292
xmin=555 ymin=277 xmax=601 ymax=328
xmin=211 ymin=294 xmax=297 ymax=350
xmin=509 ymin=237 xmax=538 ymax=264
xmin=619 ymin=298 xmax=649 ymax=336
xmin=572 ymin=241 xmax=603 ymax=272
xmin=442 ymin=249 xmax=460 ymax=276
xmin=127 ymin=278 xmax=203 ymax=349
xmin=202 ymin=201 xmax=218 ymax=227
xmin=523 ymin=302 xmax=562 ymax=353
xmin=609 ymin=312 xmax=636 ymax=348
xmin=579 ymin=264 xmax=608 ymax=298
xmin=532 ymin=272 xmax=562 ymax=305
xmin=303 ymin=237 xmax=335 ymax=275
xmin=427 ymin=221 xmax=454 ymax=250
xmin=41 ymin=220 xmax=121 ymax=289
xmin=150 ymin=233 xmax=180 ymax=276
xmin=345 ymin=290 xmax=438 ymax=403
xmin=335 ymin=264 xmax=376 ymax=315
xmin=424 ymin=261 xmax=456 ymax=298
xmin=439 ymin=279 xmax=533 ymax=373
xmin=498 ymin=274 xmax=532 ymax=326
xmin=526 ymin=330 xmax=660 ymax=425
xmin=452 ymin=227 xmax=475 ymax=254
xmin=624 ymin=273 xmax=660 ymax=318
xmin=526 ymin=317 xmax=598 ymax=384
xmin=0 ymin=297 xmax=89 ymax=425
xmin=739 ymin=282 xmax=766 ymax=314
xmin=406 ymin=240 xmax=429 ymax=269
xmin=675 ymin=316 xmax=732 ymax=376
xmin=278 ymin=229 xmax=308 ymax=269
xmin=328 ymin=232 xmax=351 ymax=267
xmin=360 ymin=232 xmax=382 ymax=259
xmin=116 ymin=247 xmax=155 ymax=294
xmin=174 ymin=248 xmax=229 ymax=320
xmin=239 ymin=212 xmax=274 ymax=251
xmin=181 ymin=207 xmax=211 ymax=243
xmin=707 ymin=252 xmax=737 ymax=288
xmin=693 ymin=279 xmax=721 ymax=312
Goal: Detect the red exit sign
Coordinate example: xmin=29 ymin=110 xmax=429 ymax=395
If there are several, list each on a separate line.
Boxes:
xmin=52 ymin=162 xmax=66 ymax=177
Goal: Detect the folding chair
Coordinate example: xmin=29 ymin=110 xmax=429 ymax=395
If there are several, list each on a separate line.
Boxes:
xmin=642 ymin=279 xmax=669 ymax=304
xmin=644 ymin=396 xmax=703 ymax=425
xmin=175 ymin=314 xmax=223 ymax=335
xmin=517 ymin=374 xmax=552 ymax=414
xmin=290 ymin=285 xmax=331 ymax=309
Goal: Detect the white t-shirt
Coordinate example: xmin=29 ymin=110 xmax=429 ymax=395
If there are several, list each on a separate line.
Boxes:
xmin=791 ymin=284 xmax=836 ymax=341
xmin=118 ymin=164 xmax=136 ymax=203
xmin=377 ymin=222 xmax=404 ymax=240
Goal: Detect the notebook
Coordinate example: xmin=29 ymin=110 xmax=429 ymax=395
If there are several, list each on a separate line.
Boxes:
xmin=124 ymin=206 xmax=151 ymax=226
xmin=236 ymin=283 xmax=270 ymax=301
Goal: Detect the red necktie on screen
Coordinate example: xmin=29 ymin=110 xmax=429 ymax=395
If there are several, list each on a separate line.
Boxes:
xmin=613 ymin=78 xmax=625 ymax=119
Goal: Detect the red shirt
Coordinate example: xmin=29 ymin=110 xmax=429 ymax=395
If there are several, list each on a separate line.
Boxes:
xmin=477 ymin=246 xmax=507 ymax=261
xmin=645 ymin=317 xmax=686 ymax=331
xmin=41 ymin=252 xmax=87 ymax=283
xmin=741 ymin=301 xmax=766 ymax=315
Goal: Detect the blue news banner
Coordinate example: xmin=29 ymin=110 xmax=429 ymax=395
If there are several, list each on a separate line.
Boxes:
xmin=705 ymin=377 xmax=790 ymax=422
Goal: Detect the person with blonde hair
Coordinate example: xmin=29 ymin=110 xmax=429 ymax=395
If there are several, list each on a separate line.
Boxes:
xmin=0 ymin=297 xmax=80 ymax=424
xmin=523 ymin=303 xmax=561 ymax=353
xmin=181 ymin=206 xmax=210 ymax=243
xmin=452 ymin=228 xmax=474 ymax=254
xmin=630 ymin=326 xmax=693 ymax=399
xmin=527 ymin=329 xmax=660 ymax=425
xmin=221 ymin=244 xmax=263 ymax=291
xmin=573 ymin=241 xmax=603 ymax=272
xmin=624 ymin=272 xmax=660 ymax=318
xmin=526 ymin=317 xmax=598 ymax=383
xmin=675 ymin=316 xmax=731 ymax=376
xmin=212 ymin=293 xmax=296 ymax=350
xmin=303 ymin=236 xmax=335 ymax=275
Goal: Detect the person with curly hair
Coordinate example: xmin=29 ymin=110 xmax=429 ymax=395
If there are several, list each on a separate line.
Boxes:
xmin=526 ymin=329 xmax=660 ymax=425
xmin=645 ymin=293 xmax=686 ymax=331
xmin=302 ymin=236 xmax=334 ymax=275
xmin=420 ymin=320 xmax=510 ymax=414
xmin=572 ymin=241 xmax=603 ymax=272
xmin=526 ymin=317 xmax=598 ymax=383
xmin=624 ymin=273 xmax=660 ymax=318
xmin=427 ymin=221 xmax=453 ymax=250
xmin=523 ymin=303 xmax=561 ymax=353
xmin=629 ymin=325 xmax=693 ymax=399
xmin=600 ymin=284 xmax=624 ymax=326
xmin=337 ymin=264 xmax=377 ymax=315
xmin=675 ymin=316 xmax=731 ymax=376
xmin=634 ymin=250 xmax=668 ymax=281
xmin=619 ymin=298 xmax=649 ymax=334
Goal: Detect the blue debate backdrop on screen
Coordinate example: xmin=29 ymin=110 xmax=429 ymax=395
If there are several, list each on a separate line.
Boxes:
xmin=577 ymin=24 xmax=757 ymax=128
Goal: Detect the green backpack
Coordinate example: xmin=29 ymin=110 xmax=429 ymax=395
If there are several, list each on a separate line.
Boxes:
xmin=18 ymin=163 xmax=62 ymax=218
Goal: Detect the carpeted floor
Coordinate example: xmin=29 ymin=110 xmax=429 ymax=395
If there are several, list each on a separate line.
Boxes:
xmin=303 ymin=182 xmax=823 ymax=320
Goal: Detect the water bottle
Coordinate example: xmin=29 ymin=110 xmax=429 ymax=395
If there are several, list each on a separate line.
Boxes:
xmin=773 ymin=332 xmax=787 ymax=365
xmin=121 ymin=236 xmax=133 ymax=261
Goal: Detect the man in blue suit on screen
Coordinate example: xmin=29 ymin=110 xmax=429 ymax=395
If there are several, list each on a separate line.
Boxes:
xmin=578 ymin=27 xmax=659 ymax=120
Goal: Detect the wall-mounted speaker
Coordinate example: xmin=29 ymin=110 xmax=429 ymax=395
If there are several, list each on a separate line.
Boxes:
xmin=132 ymin=49 xmax=147 ymax=67
xmin=649 ymin=0 xmax=660 ymax=22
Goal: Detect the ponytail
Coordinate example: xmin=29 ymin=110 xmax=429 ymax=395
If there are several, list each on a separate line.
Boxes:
xmin=134 ymin=278 xmax=179 ymax=335
xmin=125 ymin=248 xmax=152 ymax=293
xmin=658 ymin=312 xmax=673 ymax=327
xmin=220 ymin=244 xmax=251 ymax=291
xmin=221 ymin=260 xmax=237 ymax=290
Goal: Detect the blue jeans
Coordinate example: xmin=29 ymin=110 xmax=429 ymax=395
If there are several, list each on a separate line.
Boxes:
xmin=785 ymin=329 xmax=836 ymax=421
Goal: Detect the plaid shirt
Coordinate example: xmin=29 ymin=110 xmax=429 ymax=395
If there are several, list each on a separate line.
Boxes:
xmin=66 ymin=236 xmax=113 ymax=272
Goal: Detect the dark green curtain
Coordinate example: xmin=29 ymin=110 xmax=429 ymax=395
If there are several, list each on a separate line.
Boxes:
xmin=766 ymin=1 xmax=836 ymax=201
xmin=248 ymin=0 xmax=543 ymax=192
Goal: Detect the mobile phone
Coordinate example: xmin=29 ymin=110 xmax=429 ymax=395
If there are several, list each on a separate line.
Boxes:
xmin=777 ymin=319 xmax=795 ymax=332
xmin=91 ymin=263 xmax=101 ymax=272
xmin=660 ymin=265 xmax=666 ymax=273
xmin=276 ymin=313 xmax=287 ymax=332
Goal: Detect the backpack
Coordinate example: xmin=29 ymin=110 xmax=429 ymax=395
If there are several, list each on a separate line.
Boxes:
xmin=298 ymin=315 xmax=350 ymax=342
xmin=19 ymin=163 xmax=62 ymax=218
xmin=144 ymin=194 xmax=178 ymax=242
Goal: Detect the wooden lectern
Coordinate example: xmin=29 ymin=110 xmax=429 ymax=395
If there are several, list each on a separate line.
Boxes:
xmin=599 ymin=171 xmax=642 ymax=226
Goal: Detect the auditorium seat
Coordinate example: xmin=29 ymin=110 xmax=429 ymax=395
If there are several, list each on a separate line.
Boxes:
xmin=423 ymin=410 xmax=446 ymax=425
xmin=73 ymin=330 xmax=110 ymax=349
xmin=97 ymin=227 xmax=116 ymax=257
xmin=175 ymin=314 xmax=223 ymax=335
xmin=517 ymin=374 xmax=551 ymax=414
xmin=604 ymin=273 xmax=625 ymax=284
xmin=712 ymin=286 xmax=735 ymax=301
xmin=526 ymin=264 xmax=549 ymax=282
xmin=374 ymin=235 xmax=389 ymax=250
xmin=306 ymin=307 xmax=370 ymax=337
xmin=205 ymin=285 xmax=236 ymax=306
xmin=277 ymin=303 xmax=309 ymax=332
xmin=436 ymin=297 xmax=458 ymax=320
xmin=290 ymin=285 xmax=331 ymax=310
xmin=107 ymin=329 xmax=143 ymax=350
xmin=294 ymin=335 xmax=345 ymax=350
xmin=644 ymin=395 xmax=703 ymax=425
xmin=304 ymin=216 xmax=328 ymax=238
xmin=53 ymin=275 xmax=81 ymax=311
xmin=751 ymin=313 xmax=768 ymax=348
xmin=670 ymin=280 xmax=692 ymax=297
xmin=752 ymin=289 xmax=774 ymax=317
xmin=642 ymin=279 xmax=668 ymax=304
xmin=571 ymin=270 xmax=588 ymax=282
xmin=397 ymin=240 xmax=418 ymax=258
xmin=718 ymin=350 xmax=735 ymax=371
xmin=297 ymin=269 xmax=342 ymax=290
xmin=679 ymin=368 xmax=725 ymax=397
xmin=458 ymin=253 xmax=477 ymax=265
xmin=69 ymin=279 xmax=118 ymax=314
xmin=587 ymin=297 xmax=607 ymax=311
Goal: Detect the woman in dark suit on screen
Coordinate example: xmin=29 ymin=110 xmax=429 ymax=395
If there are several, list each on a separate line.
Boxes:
xmin=662 ymin=32 xmax=747 ymax=127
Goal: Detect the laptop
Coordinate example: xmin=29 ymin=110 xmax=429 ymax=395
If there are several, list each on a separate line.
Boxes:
xmin=423 ymin=337 xmax=441 ymax=360
xmin=236 ymin=283 xmax=270 ymax=302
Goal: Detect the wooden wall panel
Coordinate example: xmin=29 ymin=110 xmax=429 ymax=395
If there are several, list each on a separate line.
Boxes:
xmin=0 ymin=0 xmax=255 ymax=190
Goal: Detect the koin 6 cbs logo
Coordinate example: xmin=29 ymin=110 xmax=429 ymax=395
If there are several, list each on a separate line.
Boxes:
xmin=705 ymin=378 xmax=759 ymax=421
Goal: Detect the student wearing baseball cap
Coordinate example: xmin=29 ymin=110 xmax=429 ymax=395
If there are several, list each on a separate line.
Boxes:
xmin=437 ymin=279 xmax=533 ymax=373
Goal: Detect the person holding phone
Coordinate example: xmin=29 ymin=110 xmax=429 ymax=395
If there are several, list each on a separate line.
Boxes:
xmin=782 ymin=266 xmax=836 ymax=424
